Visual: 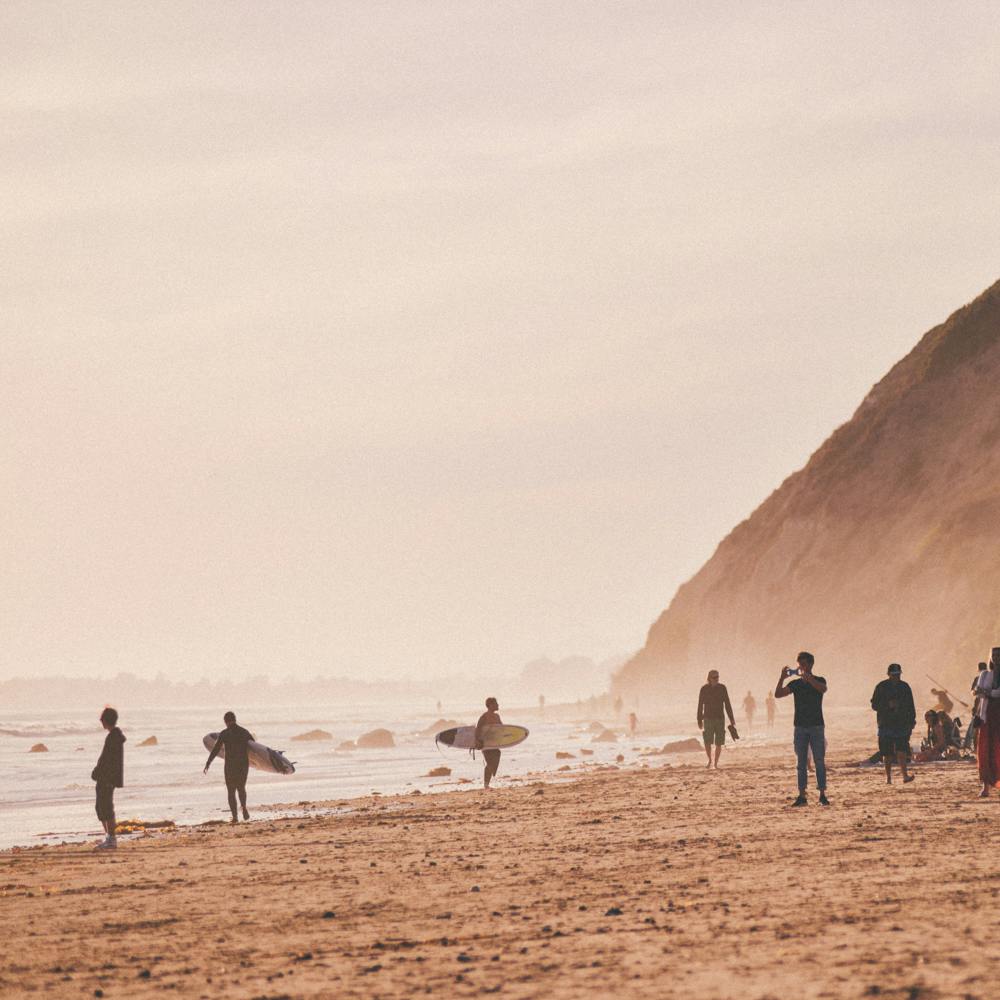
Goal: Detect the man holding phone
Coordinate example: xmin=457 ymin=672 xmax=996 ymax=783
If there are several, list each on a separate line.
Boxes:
xmin=775 ymin=651 xmax=829 ymax=806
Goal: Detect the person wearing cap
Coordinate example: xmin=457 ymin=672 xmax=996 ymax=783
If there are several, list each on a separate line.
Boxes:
xmin=775 ymin=651 xmax=829 ymax=806
xmin=697 ymin=670 xmax=735 ymax=769
xmin=870 ymin=663 xmax=916 ymax=785
xmin=974 ymin=647 xmax=1000 ymax=797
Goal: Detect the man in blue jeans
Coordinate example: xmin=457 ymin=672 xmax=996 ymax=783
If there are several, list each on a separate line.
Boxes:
xmin=775 ymin=651 xmax=829 ymax=806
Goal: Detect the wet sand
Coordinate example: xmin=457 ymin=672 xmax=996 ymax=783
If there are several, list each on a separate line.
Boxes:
xmin=0 ymin=735 xmax=992 ymax=999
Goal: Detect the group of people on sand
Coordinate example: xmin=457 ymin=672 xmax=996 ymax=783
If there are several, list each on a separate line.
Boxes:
xmin=90 ymin=698 xmax=508 ymax=851
xmin=694 ymin=646 xmax=1000 ymax=808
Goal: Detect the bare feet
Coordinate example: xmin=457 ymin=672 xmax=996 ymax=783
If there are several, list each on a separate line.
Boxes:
xmin=903 ymin=775 xmax=915 ymax=784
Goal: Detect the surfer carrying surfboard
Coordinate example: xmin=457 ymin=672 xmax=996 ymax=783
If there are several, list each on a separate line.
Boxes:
xmin=204 ymin=711 xmax=255 ymax=823
xmin=475 ymin=697 xmax=503 ymax=790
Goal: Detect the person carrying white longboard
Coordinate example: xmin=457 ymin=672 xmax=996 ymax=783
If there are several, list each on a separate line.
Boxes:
xmin=204 ymin=711 xmax=255 ymax=823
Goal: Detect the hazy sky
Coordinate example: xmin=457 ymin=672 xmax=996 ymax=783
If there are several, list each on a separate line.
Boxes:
xmin=4 ymin=2 xmax=1000 ymax=682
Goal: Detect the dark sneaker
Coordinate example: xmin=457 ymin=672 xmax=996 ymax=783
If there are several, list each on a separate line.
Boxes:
xmin=792 ymin=795 xmax=807 ymax=807
xmin=819 ymin=793 xmax=830 ymax=806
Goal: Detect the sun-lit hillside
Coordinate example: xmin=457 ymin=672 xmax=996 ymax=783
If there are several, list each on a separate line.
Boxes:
xmin=615 ymin=278 xmax=1000 ymax=703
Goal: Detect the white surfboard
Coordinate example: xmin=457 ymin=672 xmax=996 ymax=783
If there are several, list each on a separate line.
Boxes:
xmin=203 ymin=732 xmax=295 ymax=775
xmin=435 ymin=724 xmax=529 ymax=750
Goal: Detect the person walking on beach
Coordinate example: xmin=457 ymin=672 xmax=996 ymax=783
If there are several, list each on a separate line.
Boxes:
xmin=974 ymin=648 xmax=1000 ymax=798
xmin=743 ymin=691 xmax=757 ymax=733
xmin=475 ymin=697 xmax=503 ymax=790
xmin=775 ymin=652 xmax=829 ymax=806
xmin=870 ymin=663 xmax=916 ymax=785
xmin=765 ymin=690 xmax=776 ymax=729
xmin=697 ymin=670 xmax=736 ymax=769
xmin=204 ymin=711 xmax=254 ymax=823
xmin=92 ymin=706 xmax=126 ymax=850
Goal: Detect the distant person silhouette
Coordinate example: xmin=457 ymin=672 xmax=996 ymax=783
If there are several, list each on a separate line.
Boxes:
xmin=697 ymin=670 xmax=735 ymax=769
xmin=475 ymin=697 xmax=503 ymax=790
xmin=539 ymin=694 xmax=545 ymax=715
xmin=930 ymin=688 xmax=954 ymax=715
xmin=204 ymin=711 xmax=255 ymax=823
xmin=92 ymin=706 xmax=126 ymax=850
xmin=628 ymin=711 xmax=637 ymax=737
xmin=743 ymin=691 xmax=757 ymax=733
xmin=776 ymin=651 xmax=829 ymax=806
xmin=765 ymin=691 xmax=776 ymax=729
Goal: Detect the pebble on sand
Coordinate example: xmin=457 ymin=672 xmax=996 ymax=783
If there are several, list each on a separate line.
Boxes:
xmin=138 ymin=736 xmax=158 ymax=747
xmin=427 ymin=766 xmax=452 ymax=777
xmin=592 ymin=729 xmax=618 ymax=743
xmin=555 ymin=751 xmax=575 ymax=759
xmin=337 ymin=740 xmax=356 ymax=751
xmin=29 ymin=743 xmax=48 ymax=753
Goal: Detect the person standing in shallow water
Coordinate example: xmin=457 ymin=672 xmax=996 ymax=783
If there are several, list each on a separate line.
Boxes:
xmin=697 ymin=670 xmax=735 ymax=769
xmin=870 ymin=663 xmax=916 ymax=785
xmin=765 ymin=690 xmax=776 ymax=728
xmin=742 ymin=691 xmax=757 ymax=733
xmin=775 ymin=651 xmax=829 ymax=806
xmin=92 ymin=706 xmax=126 ymax=850
xmin=475 ymin=697 xmax=503 ymax=790
xmin=204 ymin=711 xmax=255 ymax=823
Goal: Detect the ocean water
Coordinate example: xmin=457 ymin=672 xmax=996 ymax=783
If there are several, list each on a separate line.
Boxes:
xmin=0 ymin=703 xmax=707 ymax=850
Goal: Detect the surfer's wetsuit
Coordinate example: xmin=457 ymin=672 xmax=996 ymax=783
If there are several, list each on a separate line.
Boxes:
xmin=206 ymin=725 xmax=254 ymax=820
xmin=475 ymin=710 xmax=502 ymax=787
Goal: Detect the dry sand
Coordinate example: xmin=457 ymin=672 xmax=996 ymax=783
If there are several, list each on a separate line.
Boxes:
xmin=1 ymin=735 xmax=994 ymax=999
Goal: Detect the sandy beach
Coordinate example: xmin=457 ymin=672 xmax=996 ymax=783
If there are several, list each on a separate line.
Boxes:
xmin=0 ymin=734 xmax=993 ymax=999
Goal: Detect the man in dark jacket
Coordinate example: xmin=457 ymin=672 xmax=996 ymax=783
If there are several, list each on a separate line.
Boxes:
xmin=92 ymin=706 xmax=126 ymax=850
xmin=204 ymin=711 xmax=255 ymax=823
xmin=871 ymin=663 xmax=916 ymax=785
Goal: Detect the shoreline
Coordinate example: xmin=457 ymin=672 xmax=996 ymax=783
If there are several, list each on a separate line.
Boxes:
xmin=1 ymin=711 xmax=973 ymax=854
xmin=2 ymin=734 xmax=995 ymax=998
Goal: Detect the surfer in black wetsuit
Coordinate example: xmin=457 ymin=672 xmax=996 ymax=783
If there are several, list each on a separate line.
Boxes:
xmin=475 ymin=697 xmax=502 ymax=790
xmin=204 ymin=711 xmax=255 ymax=823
